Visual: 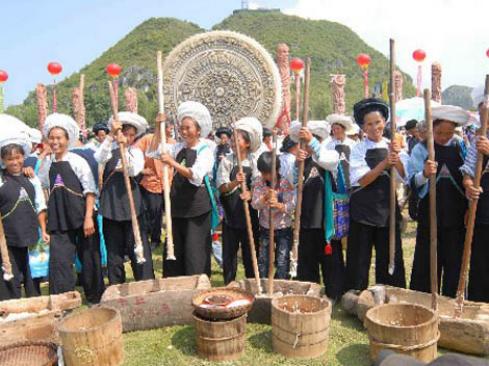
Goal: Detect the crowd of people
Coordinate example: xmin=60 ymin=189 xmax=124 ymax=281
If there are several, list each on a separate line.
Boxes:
xmin=0 ymin=95 xmax=488 ymax=306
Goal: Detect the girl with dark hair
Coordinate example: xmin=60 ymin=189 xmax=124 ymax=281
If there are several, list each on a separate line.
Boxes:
xmin=38 ymin=113 xmax=105 ymax=303
xmin=216 ymin=118 xmax=262 ymax=284
xmin=252 ymin=151 xmax=295 ymax=279
xmin=0 ymin=119 xmax=48 ymax=300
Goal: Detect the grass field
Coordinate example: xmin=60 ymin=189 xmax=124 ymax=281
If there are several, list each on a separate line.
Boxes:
xmin=118 ymin=221 xmax=420 ymax=366
xmin=61 ymin=219 xmax=487 ymax=365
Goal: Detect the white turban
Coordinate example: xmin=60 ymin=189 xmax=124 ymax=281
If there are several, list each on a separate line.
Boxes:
xmin=234 ymin=117 xmax=263 ymax=153
xmin=289 ymin=120 xmax=331 ymax=143
xmin=0 ymin=113 xmax=30 ymax=134
xmin=326 ymin=114 xmax=356 ymax=135
xmin=348 ymin=123 xmax=361 ymax=135
xmin=109 ymin=111 xmax=148 ymax=137
xmin=0 ymin=124 xmax=31 ymax=157
xmin=43 ymin=113 xmax=80 ymax=147
xmin=432 ymin=105 xmax=470 ymax=126
xmin=28 ymin=128 xmax=42 ymax=144
xmin=177 ymin=101 xmax=212 ymax=139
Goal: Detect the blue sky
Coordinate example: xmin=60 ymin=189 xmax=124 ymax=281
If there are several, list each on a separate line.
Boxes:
xmin=0 ymin=0 xmax=294 ymax=106
xmin=2 ymin=0 xmax=488 ymax=107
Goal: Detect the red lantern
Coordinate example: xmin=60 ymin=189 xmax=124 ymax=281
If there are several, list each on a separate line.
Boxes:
xmin=289 ymin=58 xmax=304 ymax=74
xmin=47 ymin=62 xmax=63 ymax=76
xmin=0 ymin=70 xmax=8 ymax=83
xmin=106 ymin=63 xmax=122 ymax=78
xmin=356 ymin=53 xmax=371 ymax=69
xmin=412 ymin=49 xmax=426 ymax=63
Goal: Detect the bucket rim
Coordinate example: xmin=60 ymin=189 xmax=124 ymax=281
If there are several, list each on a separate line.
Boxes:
xmin=365 ymin=303 xmax=438 ymax=329
xmin=57 ymin=306 xmax=120 ymax=333
xmin=271 ymin=295 xmax=331 ymax=315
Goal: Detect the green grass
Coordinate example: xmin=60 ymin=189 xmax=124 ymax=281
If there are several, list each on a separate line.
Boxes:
xmin=118 ymin=220 xmax=419 ymax=366
xmin=57 ymin=219 xmax=487 ymax=365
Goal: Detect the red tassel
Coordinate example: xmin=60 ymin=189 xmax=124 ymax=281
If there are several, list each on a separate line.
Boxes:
xmin=324 ymin=242 xmax=332 ymax=256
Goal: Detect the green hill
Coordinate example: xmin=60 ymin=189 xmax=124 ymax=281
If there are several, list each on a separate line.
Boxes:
xmin=214 ymin=11 xmax=415 ymax=118
xmin=442 ymin=85 xmax=474 ymax=110
xmin=7 ymin=11 xmax=415 ymax=128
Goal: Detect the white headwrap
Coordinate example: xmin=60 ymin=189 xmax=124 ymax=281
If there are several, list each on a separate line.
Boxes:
xmin=0 ymin=113 xmax=30 ymax=134
xmin=234 ymin=117 xmax=263 ymax=153
xmin=432 ymin=105 xmax=470 ymax=126
xmin=43 ymin=113 xmax=80 ymax=147
xmin=326 ymin=114 xmax=356 ymax=135
xmin=109 ymin=111 xmax=148 ymax=137
xmin=28 ymin=128 xmax=42 ymax=144
xmin=177 ymin=101 xmax=212 ymax=139
xmin=289 ymin=120 xmax=331 ymax=143
xmin=0 ymin=122 xmax=31 ymax=157
xmin=348 ymin=122 xmax=361 ymax=135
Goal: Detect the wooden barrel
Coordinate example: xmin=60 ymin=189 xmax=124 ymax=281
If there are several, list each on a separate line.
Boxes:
xmin=271 ymin=295 xmax=331 ymax=359
xmin=57 ymin=306 xmax=123 ymax=366
xmin=365 ymin=303 xmax=439 ymax=363
xmin=194 ymin=313 xmax=246 ymax=361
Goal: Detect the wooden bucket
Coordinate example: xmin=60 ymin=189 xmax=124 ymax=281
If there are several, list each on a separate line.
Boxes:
xmin=57 ymin=307 xmax=123 ymax=366
xmin=271 ymin=295 xmax=331 ymax=359
xmin=365 ymin=303 xmax=439 ymax=363
xmin=194 ymin=313 xmax=246 ymax=361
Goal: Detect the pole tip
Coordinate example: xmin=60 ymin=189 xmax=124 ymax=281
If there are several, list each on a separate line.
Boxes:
xmin=388 ymin=264 xmax=395 ymax=275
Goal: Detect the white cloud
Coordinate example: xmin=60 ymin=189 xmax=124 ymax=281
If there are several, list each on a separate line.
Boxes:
xmin=283 ymin=0 xmax=489 ymax=90
xmin=248 ymin=1 xmax=262 ymax=10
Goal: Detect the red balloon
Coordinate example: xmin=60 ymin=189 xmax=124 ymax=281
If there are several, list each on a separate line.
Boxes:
xmin=412 ymin=49 xmax=426 ymax=62
xmin=289 ymin=57 xmax=304 ymax=73
xmin=106 ymin=63 xmax=122 ymax=78
xmin=47 ymin=62 xmax=63 ymax=76
xmin=486 ymin=48 xmax=489 ymax=58
xmin=356 ymin=53 xmax=371 ymax=68
xmin=0 ymin=70 xmax=8 ymax=83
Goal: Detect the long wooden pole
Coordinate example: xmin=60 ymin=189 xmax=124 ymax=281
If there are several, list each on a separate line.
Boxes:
xmin=388 ymin=39 xmax=397 ymax=275
xmin=108 ymin=81 xmax=146 ymax=264
xmin=157 ymin=51 xmax=176 ymax=261
xmin=424 ymin=88 xmax=438 ymax=311
xmin=455 ymin=75 xmax=489 ymax=317
xmin=268 ymin=131 xmax=277 ymax=295
xmin=0 ymin=214 xmax=13 ymax=281
xmin=233 ymin=129 xmax=262 ymax=294
xmin=290 ymin=57 xmax=311 ymax=278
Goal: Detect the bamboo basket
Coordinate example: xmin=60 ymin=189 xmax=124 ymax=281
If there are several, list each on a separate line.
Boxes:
xmin=0 ymin=341 xmax=58 ymax=366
